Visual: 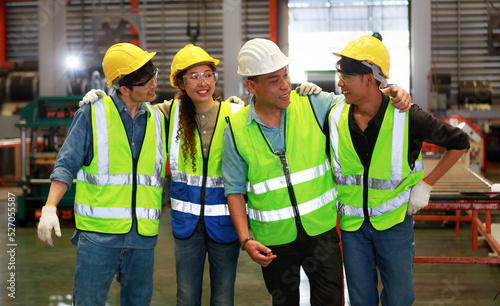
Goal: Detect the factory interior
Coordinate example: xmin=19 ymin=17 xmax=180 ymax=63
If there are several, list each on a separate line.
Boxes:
xmin=1 ymin=0 xmax=500 ymax=305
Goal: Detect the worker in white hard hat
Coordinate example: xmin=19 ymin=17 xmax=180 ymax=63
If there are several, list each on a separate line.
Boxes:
xmin=222 ymin=38 xmax=412 ymax=305
xmin=78 ymin=43 xmax=321 ymax=305
xmin=37 ymin=43 xmax=168 ymax=305
xmin=328 ymin=36 xmax=470 ymax=305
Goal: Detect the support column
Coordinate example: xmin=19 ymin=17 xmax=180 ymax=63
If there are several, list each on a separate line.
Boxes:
xmin=38 ymin=0 xmax=67 ymax=96
xmin=277 ymin=0 xmax=288 ymax=56
xmin=411 ymin=0 xmax=431 ymax=112
xmin=223 ymin=0 xmax=243 ymax=97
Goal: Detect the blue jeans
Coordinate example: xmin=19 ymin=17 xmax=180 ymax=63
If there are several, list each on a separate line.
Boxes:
xmin=341 ymin=215 xmax=415 ymax=306
xmin=73 ymin=234 xmax=155 ymax=306
xmin=175 ymin=223 xmax=240 ymax=306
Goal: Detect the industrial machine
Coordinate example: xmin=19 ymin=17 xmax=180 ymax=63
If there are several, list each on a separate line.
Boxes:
xmin=421 ymin=115 xmax=485 ymax=173
xmin=16 ymin=96 xmax=81 ymax=226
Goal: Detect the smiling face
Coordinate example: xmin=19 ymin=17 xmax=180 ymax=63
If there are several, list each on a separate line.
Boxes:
xmin=337 ymin=72 xmax=369 ymax=105
xmin=335 ymin=57 xmax=375 ymax=106
xmin=127 ymin=73 xmax=158 ymax=103
xmin=178 ymin=64 xmax=216 ymax=105
xmin=245 ymin=67 xmax=292 ymax=111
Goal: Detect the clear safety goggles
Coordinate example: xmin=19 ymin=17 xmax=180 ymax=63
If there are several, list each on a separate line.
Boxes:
xmin=336 ymin=70 xmax=361 ymax=83
xmin=182 ymin=71 xmax=218 ymax=88
xmin=131 ymin=68 xmax=158 ymax=88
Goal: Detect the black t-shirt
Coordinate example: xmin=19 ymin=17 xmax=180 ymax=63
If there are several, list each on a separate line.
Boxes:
xmin=348 ymin=93 xmax=470 ymax=169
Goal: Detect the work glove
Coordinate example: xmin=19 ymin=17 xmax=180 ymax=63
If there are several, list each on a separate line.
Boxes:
xmin=296 ymin=82 xmax=322 ymax=96
xmin=407 ymin=180 xmax=433 ymax=215
xmin=226 ymin=96 xmax=245 ymax=107
xmin=37 ymin=206 xmax=61 ymax=247
xmin=79 ymin=89 xmax=107 ymax=107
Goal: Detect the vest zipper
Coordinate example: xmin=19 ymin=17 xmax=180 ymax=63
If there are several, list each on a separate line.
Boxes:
xmin=362 ymin=166 xmax=369 ymax=221
xmin=200 ymin=156 xmax=208 ymax=225
xmin=132 ymin=158 xmax=138 ymax=222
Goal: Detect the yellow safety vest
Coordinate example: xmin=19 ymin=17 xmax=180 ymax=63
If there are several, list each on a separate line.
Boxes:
xmin=228 ymin=91 xmax=337 ymax=246
xmin=329 ymin=100 xmax=423 ymax=231
xmin=75 ymin=96 xmax=168 ymax=236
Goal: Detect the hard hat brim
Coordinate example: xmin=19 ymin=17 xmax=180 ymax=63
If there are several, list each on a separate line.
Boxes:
xmin=237 ymin=57 xmax=292 ymax=77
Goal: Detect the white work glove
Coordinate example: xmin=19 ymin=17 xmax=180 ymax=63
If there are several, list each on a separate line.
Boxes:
xmin=296 ymin=82 xmax=322 ymax=96
xmin=79 ymin=89 xmax=107 ymax=107
xmin=37 ymin=206 xmax=61 ymax=247
xmin=407 ymin=180 xmax=433 ymax=215
xmin=225 ymin=96 xmax=245 ymax=107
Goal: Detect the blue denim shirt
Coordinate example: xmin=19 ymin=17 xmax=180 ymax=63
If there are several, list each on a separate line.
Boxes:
xmin=222 ymin=91 xmax=344 ymax=196
xmin=50 ymin=91 xmax=158 ymax=249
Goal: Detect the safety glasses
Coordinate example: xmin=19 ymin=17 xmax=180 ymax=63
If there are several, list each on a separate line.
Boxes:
xmin=182 ymin=71 xmax=218 ymax=88
xmin=131 ymin=68 xmax=159 ymax=88
xmin=337 ymin=70 xmax=361 ymax=83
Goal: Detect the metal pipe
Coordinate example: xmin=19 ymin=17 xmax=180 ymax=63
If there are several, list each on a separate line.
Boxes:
xmin=467 ymin=210 xmax=500 ymax=257
xmin=414 ymin=256 xmax=500 ymax=264
xmin=19 ymin=119 xmax=27 ymax=185
xmin=0 ymin=0 xmax=5 ymax=63
xmin=268 ymin=0 xmax=277 ymax=43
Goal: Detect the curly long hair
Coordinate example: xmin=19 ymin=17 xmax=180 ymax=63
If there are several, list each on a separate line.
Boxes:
xmin=175 ymin=63 xmax=221 ymax=172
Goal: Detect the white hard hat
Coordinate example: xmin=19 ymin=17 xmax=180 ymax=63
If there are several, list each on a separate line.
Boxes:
xmin=237 ymin=38 xmax=292 ymax=77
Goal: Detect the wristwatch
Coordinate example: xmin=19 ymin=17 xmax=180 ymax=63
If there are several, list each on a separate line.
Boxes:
xmin=240 ymin=237 xmax=254 ymax=251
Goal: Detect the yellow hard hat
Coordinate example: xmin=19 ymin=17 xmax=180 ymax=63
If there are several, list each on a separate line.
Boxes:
xmin=332 ymin=35 xmax=390 ymax=78
xmin=170 ymin=44 xmax=220 ymax=88
xmin=102 ymin=43 xmax=156 ymax=88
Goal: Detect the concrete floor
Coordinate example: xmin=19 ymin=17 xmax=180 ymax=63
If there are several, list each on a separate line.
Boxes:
xmin=1 ymin=187 xmax=500 ymax=306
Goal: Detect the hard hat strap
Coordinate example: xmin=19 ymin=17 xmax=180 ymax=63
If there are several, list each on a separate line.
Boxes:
xmin=361 ymin=61 xmax=388 ymax=88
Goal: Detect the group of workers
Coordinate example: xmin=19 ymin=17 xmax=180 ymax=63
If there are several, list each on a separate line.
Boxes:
xmin=37 ymin=34 xmax=470 ymax=306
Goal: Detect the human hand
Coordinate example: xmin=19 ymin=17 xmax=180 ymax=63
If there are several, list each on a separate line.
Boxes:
xmin=79 ymin=89 xmax=107 ymax=107
xmin=37 ymin=206 xmax=61 ymax=247
xmin=296 ymin=82 xmax=322 ymax=96
xmin=243 ymin=239 xmax=277 ymax=267
xmin=226 ymin=96 xmax=245 ymax=107
xmin=388 ymin=85 xmax=411 ymax=113
xmin=407 ymin=180 xmax=433 ymax=215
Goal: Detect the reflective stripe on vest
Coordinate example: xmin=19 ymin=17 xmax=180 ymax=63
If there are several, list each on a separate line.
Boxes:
xmin=247 ymin=159 xmax=333 ymax=195
xmin=229 ymin=91 xmax=337 ymax=246
xmin=329 ymin=101 xmax=423 ymax=230
xmin=75 ymin=97 xmax=166 ymax=235
xmin=169 ymin=100 xmax=241 ymax=243
xmin=247 ymin=187 xmax=337 ymax=222
xmin=75 ymin=204 xmax=161 ymax=220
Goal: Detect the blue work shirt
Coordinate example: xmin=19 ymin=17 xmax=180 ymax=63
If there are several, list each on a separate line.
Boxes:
xmin=50 ymin=91 xmax=158 ymax=249
xmin=222 ymin=91 xmax=344 ymax=196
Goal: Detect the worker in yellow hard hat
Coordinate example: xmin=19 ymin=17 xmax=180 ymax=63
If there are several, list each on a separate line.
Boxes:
xmin=222 ymin=37 xmax=413 ymax=305
xmin=79 ymin=43 xmax=323 ymax=304
xmin=328 ymin=36 xmax=470 ymax=305
xmin=160 ymin=44 xmax=243 ymax=305
xmin=37 ymin=42 xmax=167 ymax=305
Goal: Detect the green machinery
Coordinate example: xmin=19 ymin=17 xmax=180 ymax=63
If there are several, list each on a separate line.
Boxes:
xmin=17 ymin=96 xmax=82 ymax=226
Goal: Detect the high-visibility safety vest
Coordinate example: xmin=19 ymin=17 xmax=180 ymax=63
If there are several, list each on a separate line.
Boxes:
xmin=328 ymin=101 xmax=423 ymax=232
xmin=75 ymin=96 xmax=168 ymax=236
xmin=228 ymin=91 xmax=338 ymax=246
xmin=169 ymin=99 xmax=241 ymax=243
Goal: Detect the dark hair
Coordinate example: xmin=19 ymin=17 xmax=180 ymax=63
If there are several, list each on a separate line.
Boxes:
xmin=174 ymin=63 xmax=221 ymax=172
xmin=336 ymin=57 xmax=371 ymax=75
xmin=117 ymin=60 xmax=156 ymax=94
xmin=336 ymin=57 xmax=381 ymax=87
